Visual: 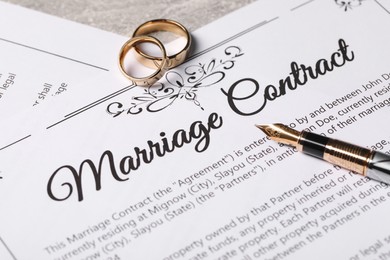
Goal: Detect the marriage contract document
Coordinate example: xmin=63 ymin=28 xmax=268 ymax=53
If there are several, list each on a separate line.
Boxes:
xmin=1 ymin=0 xmax=390 ymax=259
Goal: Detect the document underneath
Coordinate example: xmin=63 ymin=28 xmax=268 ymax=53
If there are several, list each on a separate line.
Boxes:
xmin=1 ymin=0 xmax=390 ymax=259
xmin=0 ymin=1 xmax=121 ymax=113
xmin=0 ymin=1 xmax=138 ymax=151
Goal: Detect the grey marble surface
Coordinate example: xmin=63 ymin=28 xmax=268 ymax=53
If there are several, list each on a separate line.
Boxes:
xmin=4 ymin=0 xmax=255 ymax=36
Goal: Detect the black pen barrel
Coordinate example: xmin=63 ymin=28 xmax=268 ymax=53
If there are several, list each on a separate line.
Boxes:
xmin=298 ymin=132 xmax=330 ymax=159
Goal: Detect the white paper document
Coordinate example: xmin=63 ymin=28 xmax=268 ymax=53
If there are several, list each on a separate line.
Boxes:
xmin=1 ymin=0 xmax=390 ymax=259
xmin=0 ymin=1 xmax=120 ymax=112
xmin=0 ymin=1 xmax=139 ymax=152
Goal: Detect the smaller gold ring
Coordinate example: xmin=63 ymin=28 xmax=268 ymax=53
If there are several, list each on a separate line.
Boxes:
xmin=118 ymin=36 xmax=168 ymax=86
xmin=132 ymin=19 xmax=192 ymax=69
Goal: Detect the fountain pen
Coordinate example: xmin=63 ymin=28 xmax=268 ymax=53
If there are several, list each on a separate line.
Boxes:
xmin=256 ymin=123 xmax=390 ymax=184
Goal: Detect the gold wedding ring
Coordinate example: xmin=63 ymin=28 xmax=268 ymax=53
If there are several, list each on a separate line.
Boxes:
xmin=132 ymin=19 xmax=192 ymax=69
xmin=118 ymin=36 xmax=168 ymax=86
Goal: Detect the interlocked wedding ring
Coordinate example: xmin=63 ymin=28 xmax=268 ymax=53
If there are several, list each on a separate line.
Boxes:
xmin=118 ymin=35 xmax=168 ymax=86
xmin=132 ymin=19 xmax=192 ymax=69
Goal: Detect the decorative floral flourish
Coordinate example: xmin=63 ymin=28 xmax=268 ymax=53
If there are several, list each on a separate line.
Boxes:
xmin=335 ymin=0 xmax=364 ymax=11
xmin=107 ymin=46 xmax=244 ymax=117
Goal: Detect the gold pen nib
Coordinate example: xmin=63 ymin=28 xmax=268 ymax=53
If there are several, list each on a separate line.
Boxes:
xmin=255 ymin=123 xmax=301 ymax=147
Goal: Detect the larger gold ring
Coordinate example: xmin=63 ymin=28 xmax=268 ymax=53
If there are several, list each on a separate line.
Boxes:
xmin=118 ymin=35 xmax=168 ymax=86
xmin=132 ymin=19 xmax=192 ymax=69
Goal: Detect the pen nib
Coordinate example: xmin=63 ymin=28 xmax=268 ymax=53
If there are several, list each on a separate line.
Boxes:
xmin=255 ymin=123 xmax=301 ymax=147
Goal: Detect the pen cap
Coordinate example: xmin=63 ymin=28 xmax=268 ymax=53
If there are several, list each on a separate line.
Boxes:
xmin=366 ymin=151 xmax=390 ymax=185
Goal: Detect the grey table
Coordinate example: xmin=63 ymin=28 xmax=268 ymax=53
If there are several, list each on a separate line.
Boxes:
xmin=4 ymin=0 xmax=255 ymax=36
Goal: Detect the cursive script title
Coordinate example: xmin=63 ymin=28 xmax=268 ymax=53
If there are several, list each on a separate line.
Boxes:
xmin=47 ymin=112 xmax=223 ymax=201
xmin=221 ymin=39 xmax=355 ymax=115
